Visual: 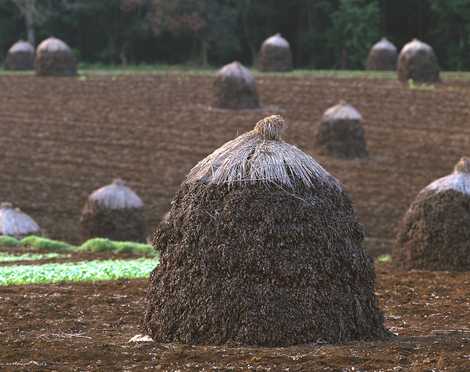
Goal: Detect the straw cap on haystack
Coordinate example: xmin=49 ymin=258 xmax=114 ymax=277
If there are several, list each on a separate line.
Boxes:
xmin=367 ymin=38 xmax=397 ymax=71
xmin=213 ymin=61 xmax=260 ymax=110
xmin=4 ymin=40 xmax=35 ymax=70
xmin=394 ymin=157 xmax=470 ymax=271
xmin=144 ymin=115 xmax=388 ymax=346
xmin=0 ymin=202 xmax=40 ymax=238
xmin=35 ymin=36 xmax=77 ymax=77
xmin=397 ymin=38 xmax=440 ymax=83
xmin=315 ymin=101 xmax=368 ymax=159
xmin=80 ymin=179 xmax=146 ymax=242
xmin=259 ymin=33 xmax=293 ymax=72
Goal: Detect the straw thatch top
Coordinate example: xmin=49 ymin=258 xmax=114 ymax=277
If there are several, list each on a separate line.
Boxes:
xmin=0 ymin=202 xmax=40 ymax=237
xmin=263 ymin=33 xmax=290 ymax=49
xmin=424 ymin=158 xmax=470 ymax=195
xmin=186 ymin=115 xmax=338 ymax=189
xmin=9 ymin=40 xmax=34 ymax=54
xmin=37 ymin=37 xmax=71 ymax=53
xmin=216 ymin=61 xmax=256 ymax=86
xmin=89 ymin=179 xmax=144 ymax=209
xmin=372 ymin=38 xmax=397 ymax=52
xmin=322 ymin=101 xmax=362 ymax=121
xmin=401 ymin=38 xmax=433 ymax=55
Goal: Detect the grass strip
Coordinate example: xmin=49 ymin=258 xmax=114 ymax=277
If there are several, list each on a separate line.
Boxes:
xmin=0 ymin=252 xmax=65 ymax=263
xmin=0 ymin=258 xmax=158 ymax=286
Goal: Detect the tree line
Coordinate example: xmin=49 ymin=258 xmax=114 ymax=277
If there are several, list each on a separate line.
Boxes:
xmin=1 ymin=0 xmax=469 ymax=70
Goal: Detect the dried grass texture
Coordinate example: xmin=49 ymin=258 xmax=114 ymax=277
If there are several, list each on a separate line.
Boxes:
xmin=397 ymin=39 xmax=440 ymax=83
xmin=394 ymin=158 xmax=470 ymax=271
xmin=315 ymin=102 xmax=368 ymax=159
xmin=144 ymin=115 xmax=388 ymax=346
xmin=367 ymin=38 xmax=397 ymax=71
xmin=259 ymin=34 xmax=293 ymax=72
xmin=4 ymin=40 xmax=34 ymax=70
xmin=0 ymin=202 xmax=40 ymax=238
xmin=35 ymin=37 xmax=77 ymax=77
xmin=213 ymin=61 xmax=260 ymax=110
xmin=80 ymin=180 xmax=146 ymax=243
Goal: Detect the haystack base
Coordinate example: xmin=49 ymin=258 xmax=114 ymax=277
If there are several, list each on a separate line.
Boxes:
xmin=315 ymin=119 xmax=368 ymax=159
xmin=5 ymin=52 xmax=34 ymax=70
xmin=397 ymin=53 xmax=440 ymax=83
xmin=367 ymin=49 xmax=397 ymax=71
xmin=35 ymin=51 xmax=77 ymax=77
xmin=144 ymin=181 xmax=388 ymax=346
xmin=259 ymin=46 xmax=292 ymax=72
xmin=213 ymin=78 xmax=259 ymax=110
xmin=394 ymin=190 xmax=470 ymax=271
xmin=80 ymin=202 xmax=146 ymax=243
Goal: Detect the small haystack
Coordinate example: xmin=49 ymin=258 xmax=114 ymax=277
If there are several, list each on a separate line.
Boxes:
xmin=4 ymin=40 xmax=35 ymax=70
xmin=144 ymin=115 xmax=388 ymax=346
xmin=367 ymin=38 xmax=397 ymax=71
xmin=80 ymin=179 xmax=146 ymax=243
xmin=315 ymin=101 xmax=368 ymax=159
xmin=0 ymin=202 xmax=40 ymax=238
xmin=213 ymin=61 xmax=260 ymax=110
xmin=397 ymin=38 xmax=440 ymax=83
xmin=35 ymin=37 xmax=77 ymax=77
xmin=258 ymin=33 xmax=292 ymax=72
xmin=394 ymin=158 xmax=470 ymax=271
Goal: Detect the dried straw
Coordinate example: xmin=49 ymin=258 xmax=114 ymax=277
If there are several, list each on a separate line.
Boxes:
xmin=0 ymin=202 xmax=40 ymax=237
xmin=89 ymin=179 xmax=144 ymax=210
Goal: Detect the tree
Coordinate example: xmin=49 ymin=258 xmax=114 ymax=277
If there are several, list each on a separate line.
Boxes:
xmin=11 ymin=0 xmax=53 ymax=45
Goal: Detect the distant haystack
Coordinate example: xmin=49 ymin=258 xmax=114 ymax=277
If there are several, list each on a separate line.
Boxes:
xmin=144 ymin=115 xmax=388 ymax=346
xmin=4 ymin=40 xmax=35 ymax=70
xmin=259 ymin=33 xmax=292 ymax=72
xmin=315 ymin=101 xmax=368 ymax=159
xmin=80 ymin=179 xmax=146 ymax=243
xmin=35 ymin=37 xmax=77 ymax=77
xmin=214 ymin=61 xmax=260 ymax=109
xmin=367 ymin=38 xmax=397 ymax=71
xmin=394 ymin=158 xmax=470 ymax=271
xmin=397 ymin=39 xmax=440 ymax=83
xmin=0 ymin=202 xmax=40 ymax=238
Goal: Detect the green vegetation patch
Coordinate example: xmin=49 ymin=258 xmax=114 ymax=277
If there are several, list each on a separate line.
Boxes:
xmin=377 ymin=255 xmax=392 ymax=263
xmin=0 ymin=252 xmax=65 ymax=263
xmin=20 ymin=236 xmax=74 ymax=251
xmin=78 ymin=238 xmax=156 ymax=256
xmin=0 ymin=236 xmax=21 ymax=247
xmin=0 ymin=258 xmax=158 ymax=286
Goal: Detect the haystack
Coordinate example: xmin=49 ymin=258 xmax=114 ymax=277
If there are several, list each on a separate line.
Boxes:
xmin=258 ymin=33 xmax=292 ymax=72
xmin=80 ymin=179 xmax=146 ymax=243
xmin=394 ymin=158 xmax=470 ymax=271
xmin=213 ymin=61 xmax=260 ymax=110
xmin=4 ymin=40 xmax=35 ymax=70
xmin=35 ymin=37 xmax=77 ymax=77
xmin=397 ymin=39 xmax=440 ymax=83
xmin=367 ymin=38 xmax=397 ymax=71
xmin=315 ymin=101 xmax=368 ymax=159
xmin=144 ymin=115 xmax=388 ymax=346
xmin=0 ymin=202 xmax=40 ymax=238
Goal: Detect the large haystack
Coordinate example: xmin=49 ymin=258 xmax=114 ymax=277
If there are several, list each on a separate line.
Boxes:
xmin=367 ymin=38 xmax=397 ymax=71
xmin=4 ymin=40 xmax=35 ymax=70
xmin=258 ymin=33 xmax=292 ymax=72
xmin=394 ymin=158 xmax=470 ymax=271
xmin=80 ymin=179 xmax=146 ymax=243
xmin=213 ymin=61 xmax=260 ymax=110
xmin=144 ymin=115 xmax=388 ymax=346
xmin=0 ymin=202 xmax=40 ymax=238
xmin=35 ymin=37 xmax=77 ymax=77
xmin=315 ymin=101 xmax=368 ymax=159
xmin=397 ymin=39 xmax=440 ymax=83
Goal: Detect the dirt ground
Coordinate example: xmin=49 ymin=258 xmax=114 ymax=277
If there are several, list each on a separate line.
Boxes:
xmin=1 ymin=74 xmax=470 ymax=245
xmin=0 ymin=264 xmax=468 ymax=371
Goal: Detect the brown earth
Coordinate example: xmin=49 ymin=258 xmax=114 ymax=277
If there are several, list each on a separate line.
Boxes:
xmin=0 ymin=264 xmax=469 ymax=371
xmin=0 ymin=74 xmax=469 ymax=246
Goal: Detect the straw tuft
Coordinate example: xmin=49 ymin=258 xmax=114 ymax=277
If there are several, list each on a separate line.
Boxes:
xmin=423 ymin=158 xmax=470 ymax=195
xmin=453 ymin=157 xmax=470 ymax=174
xmin=186 ymin=115 xmax=338 ymax=190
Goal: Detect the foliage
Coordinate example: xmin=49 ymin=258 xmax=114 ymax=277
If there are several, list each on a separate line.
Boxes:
xmin=78 ymin=238 xmax=155 ymax=256
xmin=0 ymin=258 xmax=157 ymax=286
xmin=377 ymin=255 xmax=392 ymax=263
xmin=0 ymin=252 xmax=64 ymax=262
xmin=0 ymin=236 xmax=21 ymax=247
xmin=20 ymin=235 xmax=74 ymax=251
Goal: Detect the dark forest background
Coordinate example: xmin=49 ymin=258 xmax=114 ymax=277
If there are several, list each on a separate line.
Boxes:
xmin=1 ymin=0 xmax=469 ymax=70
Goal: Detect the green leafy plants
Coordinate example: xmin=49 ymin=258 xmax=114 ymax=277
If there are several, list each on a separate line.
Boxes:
xmin=78 ymin=238 xmax=155 ymax=256
xmin=0 ymin=252 xmax=65 ymax=263
xmin=0 ymin=258 xmax=158 ymax=286
xmin=20 ymin=236 xmax=74 ymax=251
xmin=0 ymin=236 xmax=20 ymax=247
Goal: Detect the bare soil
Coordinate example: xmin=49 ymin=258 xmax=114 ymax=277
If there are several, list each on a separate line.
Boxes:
xmin=1 ymin=75 xmax=469 ymax=246
xmin=0 ymin=264 xmax=469 ymax=371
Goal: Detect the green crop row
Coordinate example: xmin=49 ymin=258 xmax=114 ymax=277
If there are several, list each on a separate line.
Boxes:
xmin=0 ymin=258 xmax=158 ymax=286
xmin=0 ymin=252 xmax=66 ymax=263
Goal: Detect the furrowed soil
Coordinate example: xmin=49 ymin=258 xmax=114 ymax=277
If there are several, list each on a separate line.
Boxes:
xmin=0 ymin=265 xmax=469 ymax=371
xmin=1 ymin=74 xmax=470 ymax=245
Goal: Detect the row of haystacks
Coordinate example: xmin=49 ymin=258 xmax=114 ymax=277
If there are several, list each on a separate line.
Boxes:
xmin=4 ymin=37 xmax=77 ymax=76
xmin=1 ymin=179 xmax=146 ymax=242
